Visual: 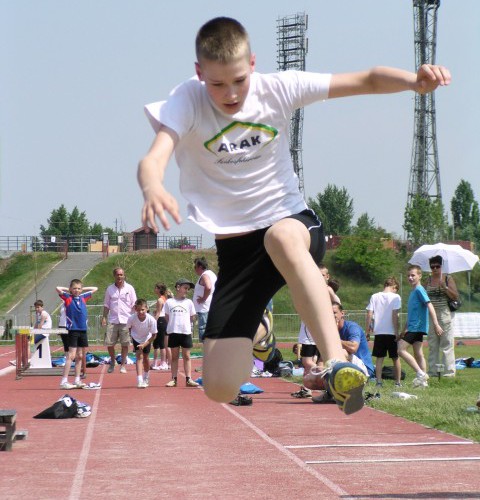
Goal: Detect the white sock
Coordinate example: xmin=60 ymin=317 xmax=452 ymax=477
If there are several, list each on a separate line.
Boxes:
xmin=137 ymin=376 xmax=143 ymax=384
xmin=74 ymin=377 xmax=80 ymax=384
xmin=416 ymin=370 xmax=426 ymax=377
xmin=61 ymin=377 xmax=68 ymax=385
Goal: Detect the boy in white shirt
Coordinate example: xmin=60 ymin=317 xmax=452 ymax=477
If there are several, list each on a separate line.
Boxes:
xmin=366 ymin=277 xmax=402 ymax=387
xmin=137 ymin=17 xmax=451 ymax=414
xmin=164 ymin=279 xmax=198 ymax=388
xmin=127 ymin=299 xmax=157 ymax=388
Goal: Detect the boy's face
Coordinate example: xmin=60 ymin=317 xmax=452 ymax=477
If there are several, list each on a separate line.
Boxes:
xmin=135 ymin=305 xmax=148 ymax=320
xmin=320 ymin=267 xmax=330 ymax=283
xmin=176 ymin=284 xmax=190 ymax=298
xmin=407 ymin=269 xmax=421 ymax=287
xmin=70 ymin=283 xmax=82 ymax=296
xmin=195 ymin=49 xmax=255 ymax=115
xmin=34 ymin=305 xmax=43 ymax=313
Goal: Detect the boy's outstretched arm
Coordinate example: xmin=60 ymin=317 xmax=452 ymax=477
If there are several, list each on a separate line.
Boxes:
xmin=137 ymin=125 xmax=181 ymax=233
xmin=328 ymin=64 xmax=451 ymax=99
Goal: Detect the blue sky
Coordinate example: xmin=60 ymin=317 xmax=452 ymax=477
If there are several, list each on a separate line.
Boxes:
xmin=1 ymin=1 xmax=478 ymax=247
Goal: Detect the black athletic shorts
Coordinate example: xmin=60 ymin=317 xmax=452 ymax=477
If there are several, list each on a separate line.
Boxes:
xmin=67 ymin=330 xmax=88 ymax=348
xmin=372 ymin=335 xmax=398 ymax=359
xmin=167 ymin=333 xmax=193 ymax=349
xmin=403 ymin=331 xmax=425 ymax=345
xmin=153 ymin=317 xmax=167 ymax=349
xmin=300 ymin=344 xmax=320 ymax=358
xmin=204 ymin=210 xmax=325 ymax=341
xmin=132 ymin=338 xmax=152 ymax=355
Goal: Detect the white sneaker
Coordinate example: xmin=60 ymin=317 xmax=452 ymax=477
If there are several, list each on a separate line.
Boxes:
xmin=60 ymin=382 xmax=76 ymax=390
xmin=159 ymin=362 xmax=169 ymax=371
xmin=144 ymin=376 xmax=149 ymax=386
xmin=120 ymin=366 xmax=127 ymax=374
xmin=412 ymin=373 xmax=429 ymax=388
xmin=151 ymin=365 xmax=161 ymax=371
xmin=137 ymin=381 xmax=147 ymax=389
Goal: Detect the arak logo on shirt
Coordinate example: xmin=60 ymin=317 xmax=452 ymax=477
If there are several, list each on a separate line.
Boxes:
xmin=204 ymin=121 xmax=278 ymax=156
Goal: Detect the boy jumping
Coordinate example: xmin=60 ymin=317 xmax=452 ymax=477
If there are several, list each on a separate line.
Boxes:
xmin=137 ymin=17 xmax=451 ymax=414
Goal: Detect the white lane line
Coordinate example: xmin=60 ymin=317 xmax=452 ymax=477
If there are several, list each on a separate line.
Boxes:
xmin=68 ymin=367 xmax=106 ymax=500
xmin=222 ymin=403 xmax=349 ymax=497
xmin=307 ymin=456 xmax=480 ymax=465
xmin=287 ymin=441 xmax=473 ymax=449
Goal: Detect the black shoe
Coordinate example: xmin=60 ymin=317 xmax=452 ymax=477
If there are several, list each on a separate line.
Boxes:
xmin=229 ymin=394 xmax=253 ymax=406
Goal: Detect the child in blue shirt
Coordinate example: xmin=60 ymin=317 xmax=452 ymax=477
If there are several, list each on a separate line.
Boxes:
xmin=56 ymin=279 xmax=98 ymax=389
xmin=398 ymin=265 xmax=442 ymax=388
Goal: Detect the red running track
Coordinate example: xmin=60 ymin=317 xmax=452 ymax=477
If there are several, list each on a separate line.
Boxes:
xmin=1 ymin=350 xmax=480 ymax=499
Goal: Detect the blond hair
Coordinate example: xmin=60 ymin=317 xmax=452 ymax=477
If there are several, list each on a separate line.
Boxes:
xmin=195 ymin=17 xmax=250 ymax=63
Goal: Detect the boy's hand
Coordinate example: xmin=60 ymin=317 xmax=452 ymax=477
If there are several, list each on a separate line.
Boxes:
xmin=415 ymin=64 xmax=451 ymax=94
xmin=141 ymin=183 xmax=182 ymax=233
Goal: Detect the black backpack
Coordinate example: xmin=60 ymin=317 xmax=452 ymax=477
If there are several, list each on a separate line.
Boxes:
xmin=263 ymin=348 xmax=283 ymax=374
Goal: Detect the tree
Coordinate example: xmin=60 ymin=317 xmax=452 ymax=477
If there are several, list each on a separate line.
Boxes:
xmin=351 ymin=213 xmax=391 ymax=239
xmin=403 ymin=196 xmax=447 ymax=246
xmin=308 ymin=184 xmax=354 ymax=236
xmin=40 ymin=205 xmax=115 ymax=238
xmin=333 ymin=236 xmax=396 ymax=284
xmin=451 ymin=180 xmax=480 ymax=241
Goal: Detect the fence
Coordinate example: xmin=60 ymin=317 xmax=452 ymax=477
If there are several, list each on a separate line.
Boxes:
xmin=0 ymin=310 xmax=390 ymax=345
xmin=0 ymin=234 xmax=205 ymax=254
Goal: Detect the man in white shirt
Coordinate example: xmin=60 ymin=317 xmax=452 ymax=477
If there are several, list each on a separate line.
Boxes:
xmin=193 ymin=257 xmax=217 ymax=343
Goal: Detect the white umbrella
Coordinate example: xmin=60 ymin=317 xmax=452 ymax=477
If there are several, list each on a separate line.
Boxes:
xmin=408 ymin=242 xmax=479 ymax=274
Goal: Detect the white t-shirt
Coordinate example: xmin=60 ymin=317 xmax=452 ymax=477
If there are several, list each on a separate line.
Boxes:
xmin=58 ymin=304 xmax=67 ymax=328
xmin=366 ymin=291 xmax=402 ymax=335
xmin=145 ymin=70 xmax=331 ymax=234
xmin=298 ymin=322 xmax=316 ymax=345
xmin=194 ymin=270 xmax=217 ymax=313
xmin=164 ymin=297 xmax=196 ymax=335
xmin=35 ymin=310 xmax=52 ymax=329
xmin=126 ymin=313 xmax=157 ymax=343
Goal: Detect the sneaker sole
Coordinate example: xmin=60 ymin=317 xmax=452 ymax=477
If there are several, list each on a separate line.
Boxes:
xmin=328 ymin=366 xmax=367 ymax=415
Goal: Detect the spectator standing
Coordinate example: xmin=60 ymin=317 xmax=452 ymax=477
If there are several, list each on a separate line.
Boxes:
xmin=56 ymin=279 xmax=98 ymax=389
xmin=398 ymin=265 xmax=443 ymax=387
xmin=366 ymin=277 xmax=402 ymax=387
xmin=425 ymin=255 xmax=459 ymax=378
xmin=151 ymin=282 xmax=171 ymax=370
xmin=164 ymin=278 xmax=199 ymax=387
xmin=193 ymin=257 xmax=217 ymax=343
xmin=102 ymin=267 xmax=137 ymax=373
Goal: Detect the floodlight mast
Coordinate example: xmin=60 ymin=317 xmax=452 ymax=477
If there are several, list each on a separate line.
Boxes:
xmin=407 ymin=0 xmax=442 ymax=207
xmin=276 ymin=13 xmax=308 ymax=196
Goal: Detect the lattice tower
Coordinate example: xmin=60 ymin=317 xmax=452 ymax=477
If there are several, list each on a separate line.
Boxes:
xmin=276 ymin=13 xmax=308 ymax=195
xmin=408 ymin=0 xmax=442 ymax=206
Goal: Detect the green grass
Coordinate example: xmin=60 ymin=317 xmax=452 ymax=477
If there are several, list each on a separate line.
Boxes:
xmin=280 ymin=344 xmax=480 ymax=442
xmin=0 ymin=253 xmax=63 ymax=312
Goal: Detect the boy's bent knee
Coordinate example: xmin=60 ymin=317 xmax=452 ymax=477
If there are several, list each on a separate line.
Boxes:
xmin=203 ymin=379 xmax=239 ymax=403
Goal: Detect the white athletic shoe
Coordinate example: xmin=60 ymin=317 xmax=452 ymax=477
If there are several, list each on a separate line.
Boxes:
xmin=412 ymin=373 xmax=429 ymax=388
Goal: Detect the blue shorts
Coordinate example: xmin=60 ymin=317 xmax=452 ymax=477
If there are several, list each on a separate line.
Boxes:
xmin=205 ymin=210 xmax=325 ymax=341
